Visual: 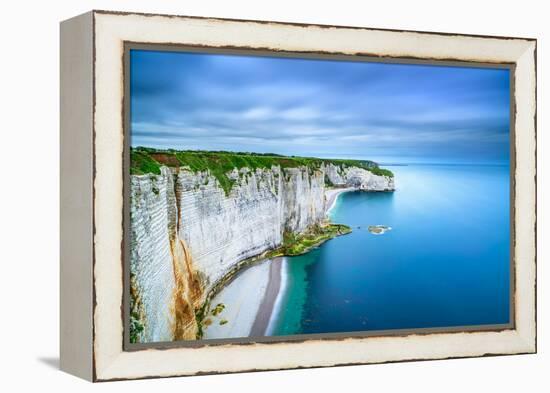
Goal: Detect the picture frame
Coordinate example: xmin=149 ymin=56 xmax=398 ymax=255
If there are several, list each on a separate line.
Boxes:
xmin=60 ymin=10 xmax=537 ymax=381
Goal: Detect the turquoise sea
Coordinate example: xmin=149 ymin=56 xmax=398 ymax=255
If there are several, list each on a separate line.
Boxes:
xmin=271 ymin=164 xmax=511 ymax=335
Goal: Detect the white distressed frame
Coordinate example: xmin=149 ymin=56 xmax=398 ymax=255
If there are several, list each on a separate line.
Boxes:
xmin=61 ymin=10 xmax=536 ymax=382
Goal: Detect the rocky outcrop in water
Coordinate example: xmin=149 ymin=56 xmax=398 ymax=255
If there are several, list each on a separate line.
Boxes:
xmin=130 ymin=162 xmax=394 ymax=343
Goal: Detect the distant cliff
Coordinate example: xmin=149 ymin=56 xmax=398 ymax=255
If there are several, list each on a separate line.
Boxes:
xmin=129 ymin=149 xmax=394 ymax=343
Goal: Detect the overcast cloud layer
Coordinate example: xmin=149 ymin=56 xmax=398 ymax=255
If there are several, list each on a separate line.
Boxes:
xmin=130 ymin=50 xmax=510 ymax=164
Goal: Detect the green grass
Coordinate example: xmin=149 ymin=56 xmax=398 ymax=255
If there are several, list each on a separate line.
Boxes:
xmin=266 ymin=223 xmax=352 ymax=257
xmin=129 ymin=311 xmax=144 ymax=344
xmin=194 ymin=302 xmax=209 ymax=340
xmin=130 ymin=150 xmax=162 ymax=175
xmin=130 ymin=147 xmax=394 ymax=195
xmin=368 ymin=166 xmax=394 ymax=177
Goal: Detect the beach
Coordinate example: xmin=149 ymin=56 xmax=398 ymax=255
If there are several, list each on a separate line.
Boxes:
xmin=202 ymin=258 xmax=284 ymax=339
xmin=202 ymin=260 xmax=269 ymax=339
xmin=250 ymin=257 xmax=284 ymax=336
xmin=203 ymin=187 xmax=351 ymax=340
xmin=325 ymin=187 xmax=355 ymax=215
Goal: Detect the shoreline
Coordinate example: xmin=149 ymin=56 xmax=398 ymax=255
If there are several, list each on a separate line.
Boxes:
xmin=202 ymin=260 xmax=271 ymax=339
xmin=250 ymin=257 xmax=285 ymax=336
xmin=265 ymin=257 xmax=288 ymax=335
xmin=252 ymin=187 xmax=354 ymax=336
xmin=325 ymin=187 xmax=355 ymax=216
xmin=204 ymin=187 xmax=354 ymax=340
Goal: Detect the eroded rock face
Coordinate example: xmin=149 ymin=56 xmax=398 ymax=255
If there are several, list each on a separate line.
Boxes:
xmin=345 ymin=167 xmax=395 ymax=191
xmin=325 ymin=163 xmax=348 ymax=186
xmin=130 ymin=167 xmax=178 ymax=343
xmin=130 ymin=163 xmax=394 ymax=342
xmin=281 ymin=167 xmax=326 ymax=233
xmin=175 ymin=166 xmax=286 ymax=295
xmin=326 ymin=163 xmax=395 ymax=191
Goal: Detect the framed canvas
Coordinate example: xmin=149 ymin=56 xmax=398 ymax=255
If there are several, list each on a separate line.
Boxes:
xmin=60 ymin=10 xmax=537 ymax=382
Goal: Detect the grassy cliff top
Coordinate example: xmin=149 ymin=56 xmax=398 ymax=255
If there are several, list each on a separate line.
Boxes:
xmin=130 ymin=147 xmax=393 ymax=194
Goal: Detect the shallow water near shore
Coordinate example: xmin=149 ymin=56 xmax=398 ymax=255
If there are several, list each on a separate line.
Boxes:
xmin=270 ymin=164 xmax=511 ymax=336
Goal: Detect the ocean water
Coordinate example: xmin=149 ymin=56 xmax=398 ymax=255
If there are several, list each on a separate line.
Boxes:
xmin=271 ymin=164 xmax=511 ymax=336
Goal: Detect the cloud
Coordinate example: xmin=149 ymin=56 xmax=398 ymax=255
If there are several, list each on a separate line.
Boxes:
xmin=130 ymin=50 xmax=510 ymax=163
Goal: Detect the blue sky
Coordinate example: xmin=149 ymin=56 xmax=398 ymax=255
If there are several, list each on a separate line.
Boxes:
xmin=130 ymin=49 xmax=510 ymax=164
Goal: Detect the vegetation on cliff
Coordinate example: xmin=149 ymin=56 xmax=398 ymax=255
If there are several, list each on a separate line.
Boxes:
xmin=129 ymin=311 xmax=144 ymax=344
xmin=266 ymin=223 xmax=352 ymax=257
xmin=130 ymin=147 xmax=393 ymax=196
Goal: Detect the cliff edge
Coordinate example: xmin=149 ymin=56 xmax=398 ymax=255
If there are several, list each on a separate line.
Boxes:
xmin=129 ymin=149 xmax=394 ymax=343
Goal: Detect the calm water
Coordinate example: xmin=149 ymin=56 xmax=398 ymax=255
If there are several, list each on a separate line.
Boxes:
xmin=271 ymin=164 xmax=510 ymax=335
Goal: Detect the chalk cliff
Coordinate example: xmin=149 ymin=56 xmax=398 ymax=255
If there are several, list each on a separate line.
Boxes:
xmin=130 ymin=161 xmax=394 ymax=343
xmin=325 ymin=163 xmax=395 ymax=191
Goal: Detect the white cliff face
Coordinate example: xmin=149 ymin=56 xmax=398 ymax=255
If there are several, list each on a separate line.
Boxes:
xmin=325 ymin=163 xmax=347 ymax=186
xmin=130 ymin=167 xmax=177 ymax=343
xmin=325 ymin=163 xmax=395 ymax=191
xmin=175 ymin=166 xmax=286 ymax=294
xmin=344 ymin=167 xmax=395 ymax=191
xmin=281 ymin=167 xmax=326 ymax=233
xmin=174 ymin=165 xmax=329 ymax=294
xmin=130 ymin=163 xmax=394 ymax=342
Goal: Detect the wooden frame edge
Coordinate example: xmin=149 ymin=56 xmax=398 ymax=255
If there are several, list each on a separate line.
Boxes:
xmin=84 ymin=10 xmax=537 ymax=381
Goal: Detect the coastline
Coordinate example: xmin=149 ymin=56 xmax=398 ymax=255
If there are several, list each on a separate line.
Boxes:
xmin=202 ymin=260 xmax=271 ymax=339
xmin=250 ymin=257 xmax=285 ymax=336
xmin=258 ymin=188 xmax=353 ymax=335
xmin=325 ymin=187 xmax=355 ymax=215
xmin=202 ymin=257 xmax=285 ymax=339
xmin=203 ymin=187 xmax=353 ymax=340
